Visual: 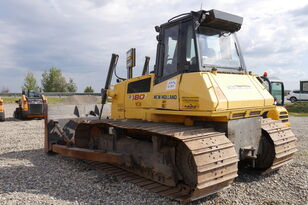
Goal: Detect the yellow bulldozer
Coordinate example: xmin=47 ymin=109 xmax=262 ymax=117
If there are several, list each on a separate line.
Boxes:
xmin=14 ymin=90 xmax=47 ymax=120
xmin=0 ymin=97 xmax=4 ymax=121
xmin=45 ymin=9 xmax=297 ymax=203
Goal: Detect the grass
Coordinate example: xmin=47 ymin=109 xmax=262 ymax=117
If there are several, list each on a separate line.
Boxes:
xmin=1 ymin=97 xmax=19 ymax=104
xmin=1 ymin=97 xmax=63 ymax=105
xmin=46 ymin=97 xmax=63 ymax=104
xmin=285 ymin=102 xmax=308 ymax=113
xmin=288 ymin=112 xmax=308 ymax=117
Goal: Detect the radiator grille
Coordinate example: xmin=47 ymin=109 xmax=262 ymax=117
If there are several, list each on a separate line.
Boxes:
xmin=279 ymin=111 xmax=289 ymax=123
xmin=29 ymin=104 xmax=43 ymax=114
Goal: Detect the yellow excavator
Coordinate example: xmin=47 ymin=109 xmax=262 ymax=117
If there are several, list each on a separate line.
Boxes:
xmin=45 ymin=9 xmax=297 ymax=203
xmin=0 ymin=97 xmax=4 ymax=121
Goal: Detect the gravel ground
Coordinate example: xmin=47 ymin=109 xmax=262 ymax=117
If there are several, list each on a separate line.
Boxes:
xmin=0 ymin=116 xmax=307 ymax=205
xmin=3 ymin=104 xmax=17 ymax=119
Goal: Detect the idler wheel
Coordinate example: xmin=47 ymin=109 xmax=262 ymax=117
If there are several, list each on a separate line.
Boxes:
xmin=255 ymin=131 xmax=275 ymax=170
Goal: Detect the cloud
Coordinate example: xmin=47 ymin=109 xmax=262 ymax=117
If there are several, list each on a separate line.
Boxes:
xmin=290 ymin=4 xmax=308 ymax=17
xmin=0 ymin=0 xmax=307 ymax=91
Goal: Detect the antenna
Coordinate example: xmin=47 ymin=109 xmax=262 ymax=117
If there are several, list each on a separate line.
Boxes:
xmin=200 ymin=3 xmax=203 ymax=10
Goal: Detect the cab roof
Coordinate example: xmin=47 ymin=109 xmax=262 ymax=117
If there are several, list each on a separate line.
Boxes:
xmin=159 ymin=9 xmax=243 ymax=33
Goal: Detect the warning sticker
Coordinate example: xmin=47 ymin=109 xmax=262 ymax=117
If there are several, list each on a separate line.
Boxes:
xmin=182 ymin=97 xmax=199 ymax=109
xmin=166 ymin=79 xmax=177 ymax=90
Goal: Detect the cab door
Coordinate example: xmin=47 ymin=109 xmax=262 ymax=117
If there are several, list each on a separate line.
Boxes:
xmin=271 ymin=82 xmax=284 ymax=105
xmin=152 ymin=24 xmax=181 ymax=110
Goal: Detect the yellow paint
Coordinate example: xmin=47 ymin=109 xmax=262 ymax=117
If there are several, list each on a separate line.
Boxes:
xmin=151 ymin=75 xmax=180 ymax=110
xmin=267 ymin=106 xmax=290 ymax=127
xmin=108 ymin=71 xmax=283 ymax=124
xmin=110 ymin=80 xmax=127 ymax=119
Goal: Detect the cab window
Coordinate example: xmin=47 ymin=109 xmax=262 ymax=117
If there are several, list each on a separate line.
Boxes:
xmin=162 ymin=25 xmax=179 ymax=77
xmin=184 ymin=23 xmax=197 ymax=66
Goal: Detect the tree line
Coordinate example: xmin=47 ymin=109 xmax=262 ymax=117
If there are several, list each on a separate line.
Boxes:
xmin=22 ymin=67 xmax=94 ymax=93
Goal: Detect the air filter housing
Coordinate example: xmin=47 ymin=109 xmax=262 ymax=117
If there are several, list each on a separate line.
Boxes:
xmin=204 ymin=9 xmax=243 ymax=32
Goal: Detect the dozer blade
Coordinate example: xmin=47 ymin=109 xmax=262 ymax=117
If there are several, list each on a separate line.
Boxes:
xmin=44 ymin=104 xmax=107 ymax=152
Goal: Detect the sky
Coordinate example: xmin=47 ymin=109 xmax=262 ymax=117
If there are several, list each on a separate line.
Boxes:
xmin=0 ymin=0 xmax=307 ymax=92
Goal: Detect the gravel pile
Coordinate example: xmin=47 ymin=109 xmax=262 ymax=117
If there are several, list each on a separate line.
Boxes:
xmin=0 ymin=117 xmax=307 ymax=204
xmin=58 ymin=96 xmax=99 ymax=105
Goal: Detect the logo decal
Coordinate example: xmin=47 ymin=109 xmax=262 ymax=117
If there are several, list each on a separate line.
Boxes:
xmin=227 ymin=85 xmax=252 ymax=90
xmin=128 ymin=94 xmax=146 ymax=100
xmin=154 ymin=95 xmax=177 ymax=100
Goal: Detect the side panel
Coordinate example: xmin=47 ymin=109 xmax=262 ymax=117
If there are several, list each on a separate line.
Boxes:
xmin=109 ymin=72 xmax=276 ymax=121
xmin=211 ymin=73 xmax=274 ymax=109
xmin=151 ymin=75 xmax=181 ymax=110
xmin=179 ymin=72 xmax=274 ymax=112
xmin=179 ymin=72 xmax=221 ymax=111
xmin=125 ymin=75 xmax=153 ymax=119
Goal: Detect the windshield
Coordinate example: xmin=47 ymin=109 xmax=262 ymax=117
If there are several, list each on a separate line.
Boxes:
xmin=28 ymin=90 xmax=40 ymax=98
xmin=197 ymin=27 xmax=242 ymax=71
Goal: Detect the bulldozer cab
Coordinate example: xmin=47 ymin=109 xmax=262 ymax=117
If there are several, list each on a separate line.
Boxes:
xmin=154 ymin=9 xmax=244 ymax=84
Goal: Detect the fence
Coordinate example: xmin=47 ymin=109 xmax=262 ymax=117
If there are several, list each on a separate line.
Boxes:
xmin=0 ymin=92 xmax=101 ymax=97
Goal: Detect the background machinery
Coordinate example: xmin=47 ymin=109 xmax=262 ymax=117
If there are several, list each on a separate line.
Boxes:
xmin=261 ymin=72 xmax=285 ymax=106
xmin=286 ymin=80 xmax=308 ymax=103
xmin=14 ymin=90 xmax=47 ymax=120
xmin=45 ymin=9 xmax=297 ymax=203
xmin=0 ymin=97 xmax=4 ymax=121
xmin=260 ymin=72 xmax=290 ymax=126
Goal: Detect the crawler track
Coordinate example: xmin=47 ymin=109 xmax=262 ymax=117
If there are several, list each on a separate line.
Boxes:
xmin=81 ymin=119 xmax=239 ymax=203
xmin=48 ymin=118 xmax=296 ymax=203
xmin=260 ymin=118 xmax=297 ymax=173
xmin=88 ymin=161 xmax=195 ymax=202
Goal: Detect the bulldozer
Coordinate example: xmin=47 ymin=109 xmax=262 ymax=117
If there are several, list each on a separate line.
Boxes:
xmin=45 ymin=9 xmax=297 ymax=203
xmin=14 ymin=90 xmax=47 ymax=120
xmin=0 ymin=97 xmax=4 ymax=121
